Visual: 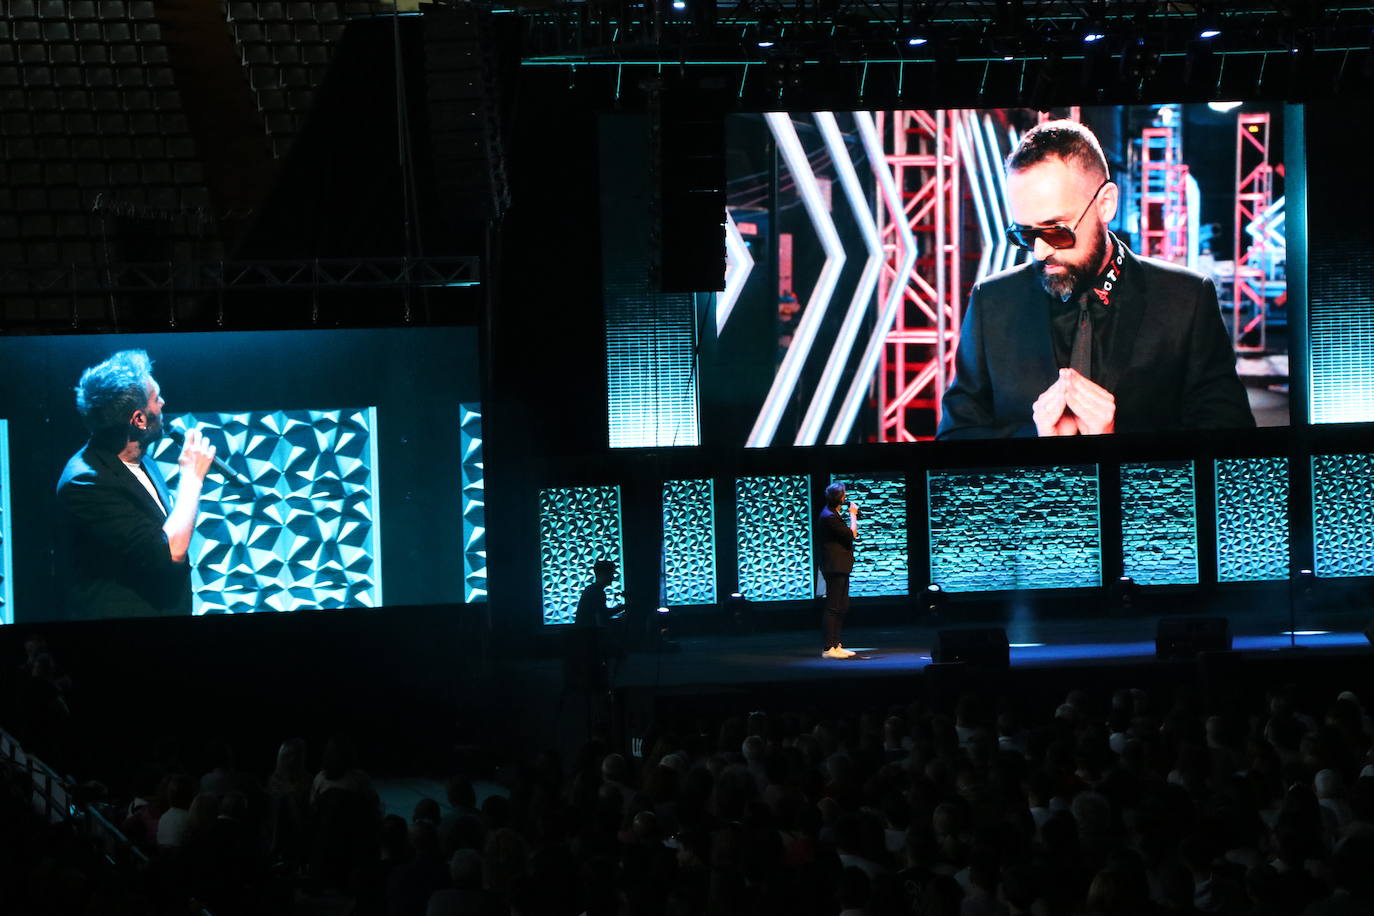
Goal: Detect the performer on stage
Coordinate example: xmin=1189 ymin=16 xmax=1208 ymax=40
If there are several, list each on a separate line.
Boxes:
xmin=569 ymin=559 xmax=625 ymax=692
xmin=937 ymin=119 xmax=1254 ymax=439
xmin=55 ymin=350 xmax=216 ymax=620
xmin=818 ymin=482 xmax=858 ymax=659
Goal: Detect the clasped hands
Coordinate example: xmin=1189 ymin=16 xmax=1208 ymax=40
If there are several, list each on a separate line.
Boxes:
xmin=1032 ymin=368 xmax=1115 ymax=436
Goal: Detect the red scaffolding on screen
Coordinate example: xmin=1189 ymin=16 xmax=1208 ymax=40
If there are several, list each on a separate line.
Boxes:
xmin=1233 ymin=112 xmax=1274 ymax=353
xmin=874 ymin=110 xmax=962 ymax=442
xmin=1139 ymin=124 xmax=1190 ymax=263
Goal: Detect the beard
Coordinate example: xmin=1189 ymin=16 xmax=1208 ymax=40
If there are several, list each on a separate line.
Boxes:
xmin=1034 ymin=227 xmax=1108 ymax=300
xmin=132 ymin=410 xmax=164 ymax=446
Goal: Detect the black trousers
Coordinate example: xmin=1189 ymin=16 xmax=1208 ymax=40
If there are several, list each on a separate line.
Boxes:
xmin=822 ymin=571 xmax=850 ymax=648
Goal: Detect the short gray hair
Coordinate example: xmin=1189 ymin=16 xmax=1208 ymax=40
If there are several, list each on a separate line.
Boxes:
xmin=74 ymin=350 xmax=153 ymax=434
xmin=825 ymin=482 xmax=847 ymax=508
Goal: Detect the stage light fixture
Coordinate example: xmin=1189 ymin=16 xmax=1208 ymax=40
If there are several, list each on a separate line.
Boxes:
xmin=755 ymin=12 xmax=780 ymax=50
xmin=923 ymin=583 xmax=945 ymax=617
xmin=1208 ymin=101 xmax=1243 ymax=112
xmin=672 ymin=0 xmax=686 ymax=9
xmin=907 ymin=36 xmax=927 ymax=47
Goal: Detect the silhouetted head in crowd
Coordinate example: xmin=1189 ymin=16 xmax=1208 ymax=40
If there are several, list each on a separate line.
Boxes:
xmin=413 ymin=797 xmax=441 ymax=826
xmin=410 ymin=820 xmax=441 ymax=862
xmin=320 ymin=735 xmax=358 ymax=780
xmin=446 ymin=773 xmax=476 ymax=811
xmin=271 ymin=737 xmax=307 ymax=789
xmin=219 ymin=790 xmax=248 ymax=821
xmin=166 ymin=773 xmax=195 ymax=811
xmin=186 ymin=792 xmax=219 ymax=838
xmin=380 ymin=814 xmax=411 ymax=861
xmin=449 ymin=848 xmax=484 ymax=891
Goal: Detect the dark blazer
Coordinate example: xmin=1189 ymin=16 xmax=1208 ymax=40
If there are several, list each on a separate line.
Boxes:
xmin=55 ymin=442 xmax=192 ymax=619
xmin=936 ymin=244 xmax=1255 ymax=439
xmin=817 ymin=506 xmax=855 ymax=575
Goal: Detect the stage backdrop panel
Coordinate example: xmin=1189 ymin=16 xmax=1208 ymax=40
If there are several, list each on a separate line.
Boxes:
xmin=539 ymin=485 xmax=625 ymax=625
xmin=1312 ymin=453 xmax=1374 ymax=578
xmin=1121 ymin=461 xmax=1198 ymax=586
xmin=1216 ymin=457 xmax=1290 ymax=582
xmin=152 ymin=409 xmax=381 ymax=614
xmin=601 ymin=117 xmax=701 ymax=449
xmin=1309 ymin=239 xmax=1374 ymax=424
xmin=662 ymin=478 xmax=717 ymax=606
xmin=927 ymin=466 xmax=1101 ymax=592
xmin=460 ymin=403 xmax=486 ymax=603
xmin=1 ymin=421 xmax=11 ymax=626
xmin=832 ymin=473 xmax=907 ymax=597
xmin=735 ymin=475 xmax=813 ymax=601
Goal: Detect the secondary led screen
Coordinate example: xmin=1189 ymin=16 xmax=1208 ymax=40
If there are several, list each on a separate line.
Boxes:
xmin=0 ymin=328 xmax=481 ymax=624
xmin=603 ymin=104 xmax=1295 ymax=446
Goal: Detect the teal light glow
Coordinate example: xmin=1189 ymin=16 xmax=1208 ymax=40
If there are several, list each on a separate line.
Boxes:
xmin=735 ymin=475 xmax=813 ymax=601
xmin=151 ymin=408 xmax=382 ymax=613
xmin=0 ymin=421 xmax=11 ymax=625
xmin=1312 ymin=454 xmax=1374 ymax=578
xmin=1121 ymin=461 xmax=1198 ymax=585
xmin=538 ymin=485 xmax=625 ymax=624
xmin=928 ymin=466 xmax=1101 ymax=592
xmin=460 ymin=403 xmax=486 ymax=603
xmin=1216 ymin=456 xmax=1289 ymax=582
xmin=831 ymin=473 xmax=907 ymax=597
xmin=662 ymin=479 xmax=716 ymax=605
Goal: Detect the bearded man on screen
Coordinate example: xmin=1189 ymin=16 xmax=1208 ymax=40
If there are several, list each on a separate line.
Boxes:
xmin=936 ymin=119 xmax=1255 ymax=439
xmin=55 ymin=350 xmax=216 ymax=620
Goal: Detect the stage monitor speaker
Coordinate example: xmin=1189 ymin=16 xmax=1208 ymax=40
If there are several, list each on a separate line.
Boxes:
xmin=1155 ymin=616 xmax=1232 ymax=659
xmin=933 ymin=627 xmax=1009 ymax=668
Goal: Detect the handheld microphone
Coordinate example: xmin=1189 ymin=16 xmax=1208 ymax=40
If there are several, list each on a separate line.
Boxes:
xmin=167 ymin=428 xmax=253 ymax=489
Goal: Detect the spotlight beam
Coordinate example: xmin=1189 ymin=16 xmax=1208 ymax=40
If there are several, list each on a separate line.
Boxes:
xmin=746 ymin=113 xmax=846 ymax=448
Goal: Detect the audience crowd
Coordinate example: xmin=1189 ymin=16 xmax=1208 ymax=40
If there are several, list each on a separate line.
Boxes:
xmin=4 ymin=634 xmax=1374 ymax=916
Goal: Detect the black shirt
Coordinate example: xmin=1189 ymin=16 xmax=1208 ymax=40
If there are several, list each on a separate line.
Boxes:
xmin=1048 ymin=234 xmax=1127 ymax=383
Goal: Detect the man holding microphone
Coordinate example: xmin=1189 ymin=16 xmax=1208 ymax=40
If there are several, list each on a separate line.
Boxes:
xmin=818 ymin=482 xmax=859 ymax=659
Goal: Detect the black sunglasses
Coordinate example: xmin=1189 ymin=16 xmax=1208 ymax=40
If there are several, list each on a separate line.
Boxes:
xmin=1005 ymin=178 xmax=1111 ymax=252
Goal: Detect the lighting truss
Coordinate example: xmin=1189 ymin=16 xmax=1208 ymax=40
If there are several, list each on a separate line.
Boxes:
xmin=0 ymin=257 xmax=481 ymax=296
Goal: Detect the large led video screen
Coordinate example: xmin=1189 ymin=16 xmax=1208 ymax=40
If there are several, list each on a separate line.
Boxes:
xmin=603 ymin=103 xmax=1294 ymax=447
xmin=0 ymin=328 xmax=483 ymax=625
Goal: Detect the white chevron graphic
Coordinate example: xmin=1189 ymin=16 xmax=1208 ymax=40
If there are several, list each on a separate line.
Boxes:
xmin=717 ymin=210 xmax=754 ymax=335
xmin=796 ymin=112 xmax=884 ymax=446
xmin=746 ymin=113 xmax=846 ymax=448
xmin=829 ymin=111 xmax=919 ymax=444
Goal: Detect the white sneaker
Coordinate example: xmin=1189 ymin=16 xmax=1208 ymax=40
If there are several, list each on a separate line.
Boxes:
xmin=836 ymin=645 xmax=857 ymax=658
xmin=821 ymin=646 xmax=849 ymax=659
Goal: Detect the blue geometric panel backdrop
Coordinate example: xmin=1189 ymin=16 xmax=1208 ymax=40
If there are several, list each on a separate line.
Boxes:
xmin=928 ymin=466 xmax=1101 ymax=592
xmin=460 ymin=403 xmax=486 ymax=603
xmin=662 ymin=479 xmax=716 ymax=606
xmin=735 ymin=476 xmax=813 ymax=601
xmin=1216 ymin=457 xmax=1290 ymax=582
xmin=151 ymin=409 xmax=381 ymax=614
xmin=539 ymin=486 xmax=624 ymax=625
xmin=831 ymin=473 xmax=908 ymax=597
xmin=1312 ymin=453 xmax=1374 ymax=578
xmin=0 ymin=421 xmax=11 ymax=626
xmin=1120 ymin=462 xmax=1198 ymax=586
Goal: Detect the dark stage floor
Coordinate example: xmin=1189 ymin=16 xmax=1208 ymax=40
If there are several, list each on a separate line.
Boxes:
xmin=610 ymin=614 xmax=1372 ymax=690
